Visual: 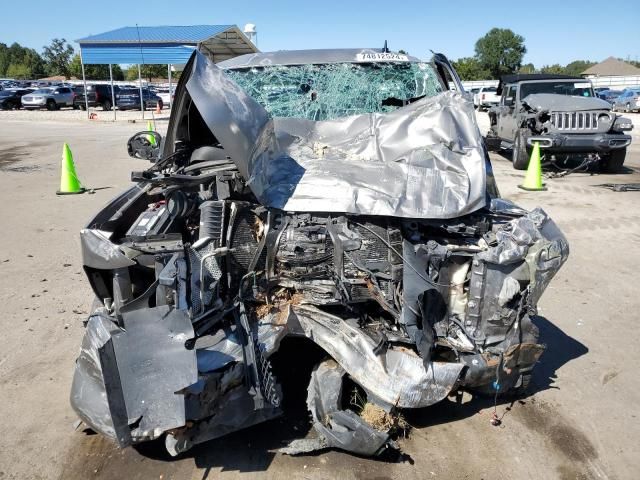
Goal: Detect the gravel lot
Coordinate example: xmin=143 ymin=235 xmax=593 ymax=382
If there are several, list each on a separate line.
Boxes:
xmin=0 ymin=109 xmax=639 ymax=480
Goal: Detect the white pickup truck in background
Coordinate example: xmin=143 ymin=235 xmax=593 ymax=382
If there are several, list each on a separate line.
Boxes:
xmin=474 ymin=86 xmax=499 ymax=111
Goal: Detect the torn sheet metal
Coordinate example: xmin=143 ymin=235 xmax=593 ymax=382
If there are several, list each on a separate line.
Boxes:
xmin=478 ymin=208 xmax=569 ymax=305
xmin=285 ymin=305 xmax=464 ymax=408
xmin=282 ymin=359 xmax=392 ymax=456
xmin=186 ymin=51 xmax=486 ymax=219
xmin=80 ymin=228 xmax=136 ymax=269
xmin=70 ymin=306 xmax=197 ymax=446
xmin=70 ymin=313 xmax=122 ymax=441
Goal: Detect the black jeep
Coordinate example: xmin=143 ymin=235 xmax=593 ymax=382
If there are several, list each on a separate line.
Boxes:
xmin=487 ymin=74 xmax=633 ymax=172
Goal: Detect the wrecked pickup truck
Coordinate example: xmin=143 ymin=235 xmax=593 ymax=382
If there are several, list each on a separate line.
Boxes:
xmin=70 ymin=48 xmax=569 ymax=457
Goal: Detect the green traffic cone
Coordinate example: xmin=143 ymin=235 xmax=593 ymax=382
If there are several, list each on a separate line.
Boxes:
xmin=56 ymin=143 xmax=86 ymax=195
xmin=147 ymin=121 xmax=156 ymax=146
xmin=518 ymin=141 xmax=547 ymax=191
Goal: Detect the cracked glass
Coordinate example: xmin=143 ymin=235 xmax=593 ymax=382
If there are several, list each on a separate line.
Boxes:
xmin=225 ymin=62 xmax=444 ymax=121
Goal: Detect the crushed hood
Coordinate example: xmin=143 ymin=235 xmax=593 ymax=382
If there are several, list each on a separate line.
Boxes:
xmin=522 ymin=93 xmax=611 ymax=111
xmin=185 ymin=51 xmax=487 ymax=219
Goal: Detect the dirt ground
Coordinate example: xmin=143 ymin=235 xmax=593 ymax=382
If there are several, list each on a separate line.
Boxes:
xmin=0 ymin=111 xmax=639 ymax=480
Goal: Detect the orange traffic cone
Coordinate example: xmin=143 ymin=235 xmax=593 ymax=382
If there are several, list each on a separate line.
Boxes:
xmin=56 ymin=143 xmax=86 ymax=195
xmin=518 ymin=142 xmax=547 ymax=191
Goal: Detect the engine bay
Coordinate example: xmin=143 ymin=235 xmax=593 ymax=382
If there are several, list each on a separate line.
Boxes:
xmin=72 ymin=153 xmax=568 ymax=455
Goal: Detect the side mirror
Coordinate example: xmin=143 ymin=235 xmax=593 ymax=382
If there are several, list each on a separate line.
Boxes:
xmin=505 ymin=96 xmax=515 ymax=107
xmin=127 ymin=131 xmax=162 ymax=162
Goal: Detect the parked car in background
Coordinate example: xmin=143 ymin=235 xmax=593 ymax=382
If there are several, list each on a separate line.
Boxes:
xmin=596 ymin=89 xmax=622 ymax=105
xmin=21 ymin=87 xmax=75 ymax=110
xmin=154 ymin=86 xmax=175 ymax=107
xmin=74 ymin=84 xmax=120 ymax=111
xmin=474 ymin=86 xmax=499 ymax=110
xmin=612 ymin=88 xmax=640 ymax=112
xmin=0 ymin=89 xmax=33 ymax=109
xmin=0 ymin=79 xmax=16 ymax=90
xmin=116 ymin=88 xmax=163 ymax=110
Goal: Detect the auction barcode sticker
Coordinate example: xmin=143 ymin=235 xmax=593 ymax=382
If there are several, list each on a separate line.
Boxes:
xmin=356 ymin=53 xmax=409 ymax=62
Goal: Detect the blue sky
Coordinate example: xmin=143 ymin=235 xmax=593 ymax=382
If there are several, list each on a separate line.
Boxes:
xmin=1 ymin=0 xmax=638 ymax=67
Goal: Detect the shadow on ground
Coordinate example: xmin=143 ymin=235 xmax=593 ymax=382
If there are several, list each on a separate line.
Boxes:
xmin=404 ymin=315 xmax=588 ymax=430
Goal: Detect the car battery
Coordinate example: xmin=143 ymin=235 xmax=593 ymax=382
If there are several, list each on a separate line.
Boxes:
xmin=126 ymin=202 xmax=172 ymax=239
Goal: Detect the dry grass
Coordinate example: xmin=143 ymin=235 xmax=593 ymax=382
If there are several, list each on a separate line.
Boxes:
xmin=361 ymin=403 xmax=396 ymax=431
xmin=253 ymin=291 xmax=305 ymax=324
xmin=360 ymin=403 xmax=410 ymax=435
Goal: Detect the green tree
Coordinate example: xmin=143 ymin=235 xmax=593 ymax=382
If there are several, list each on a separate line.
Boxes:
xmin=0 ymin=42 xmax=45 ymax=78
xmin=518 ymin=63 xmax=536 ymax=74
xmin=68 ymin=54 xmax=124 ymax=80
xmin=564 ymin=60 xmax=595 ymax=76
xmin=126 ymin=64 xmax=167 ymax=83
xmin=475 ymin=28 xmax=527 ymax=79
xmin=6 ymin=63 xmax=30 ymax=79
xmin=540 ymin=64 xmax=565 ymax=74
xmin=452 ymin=57 xmax=490 ymax=81
xmin=42 ymin=38 xmax=75 ymax=77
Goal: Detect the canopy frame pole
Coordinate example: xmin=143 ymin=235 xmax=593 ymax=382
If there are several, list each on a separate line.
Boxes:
xmin=137 ymin=64 xmax=144 ymax=119
xmin=80 ymin=52 xmax=89 ymax=119
xmin=109 ymin=64 xmax=116 ymax=122
xmin=168 ymin=64 xmax=172 ymax=110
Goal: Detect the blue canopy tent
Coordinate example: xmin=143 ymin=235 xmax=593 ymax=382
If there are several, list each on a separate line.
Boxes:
xmin=76 ymin=25 xmax=258 ymax=119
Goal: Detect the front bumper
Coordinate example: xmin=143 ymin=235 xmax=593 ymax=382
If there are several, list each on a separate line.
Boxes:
xmin=527 ymin=132 xmax=631 ymax=152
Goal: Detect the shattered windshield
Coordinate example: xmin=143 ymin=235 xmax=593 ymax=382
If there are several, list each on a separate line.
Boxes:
xmin=225 ymin=62 xmax=444 ymax=120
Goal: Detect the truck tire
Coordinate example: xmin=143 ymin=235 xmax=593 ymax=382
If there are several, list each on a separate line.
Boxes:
xmin=46 ymin=99 xmax=57 ymax=111
xmin=601 ymin=149 xmax=626 ymax=173
xmin=103 ymin=99 xmax=112 ymax=111
xmin=512 ymin=129 xmax=531 ymax=170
